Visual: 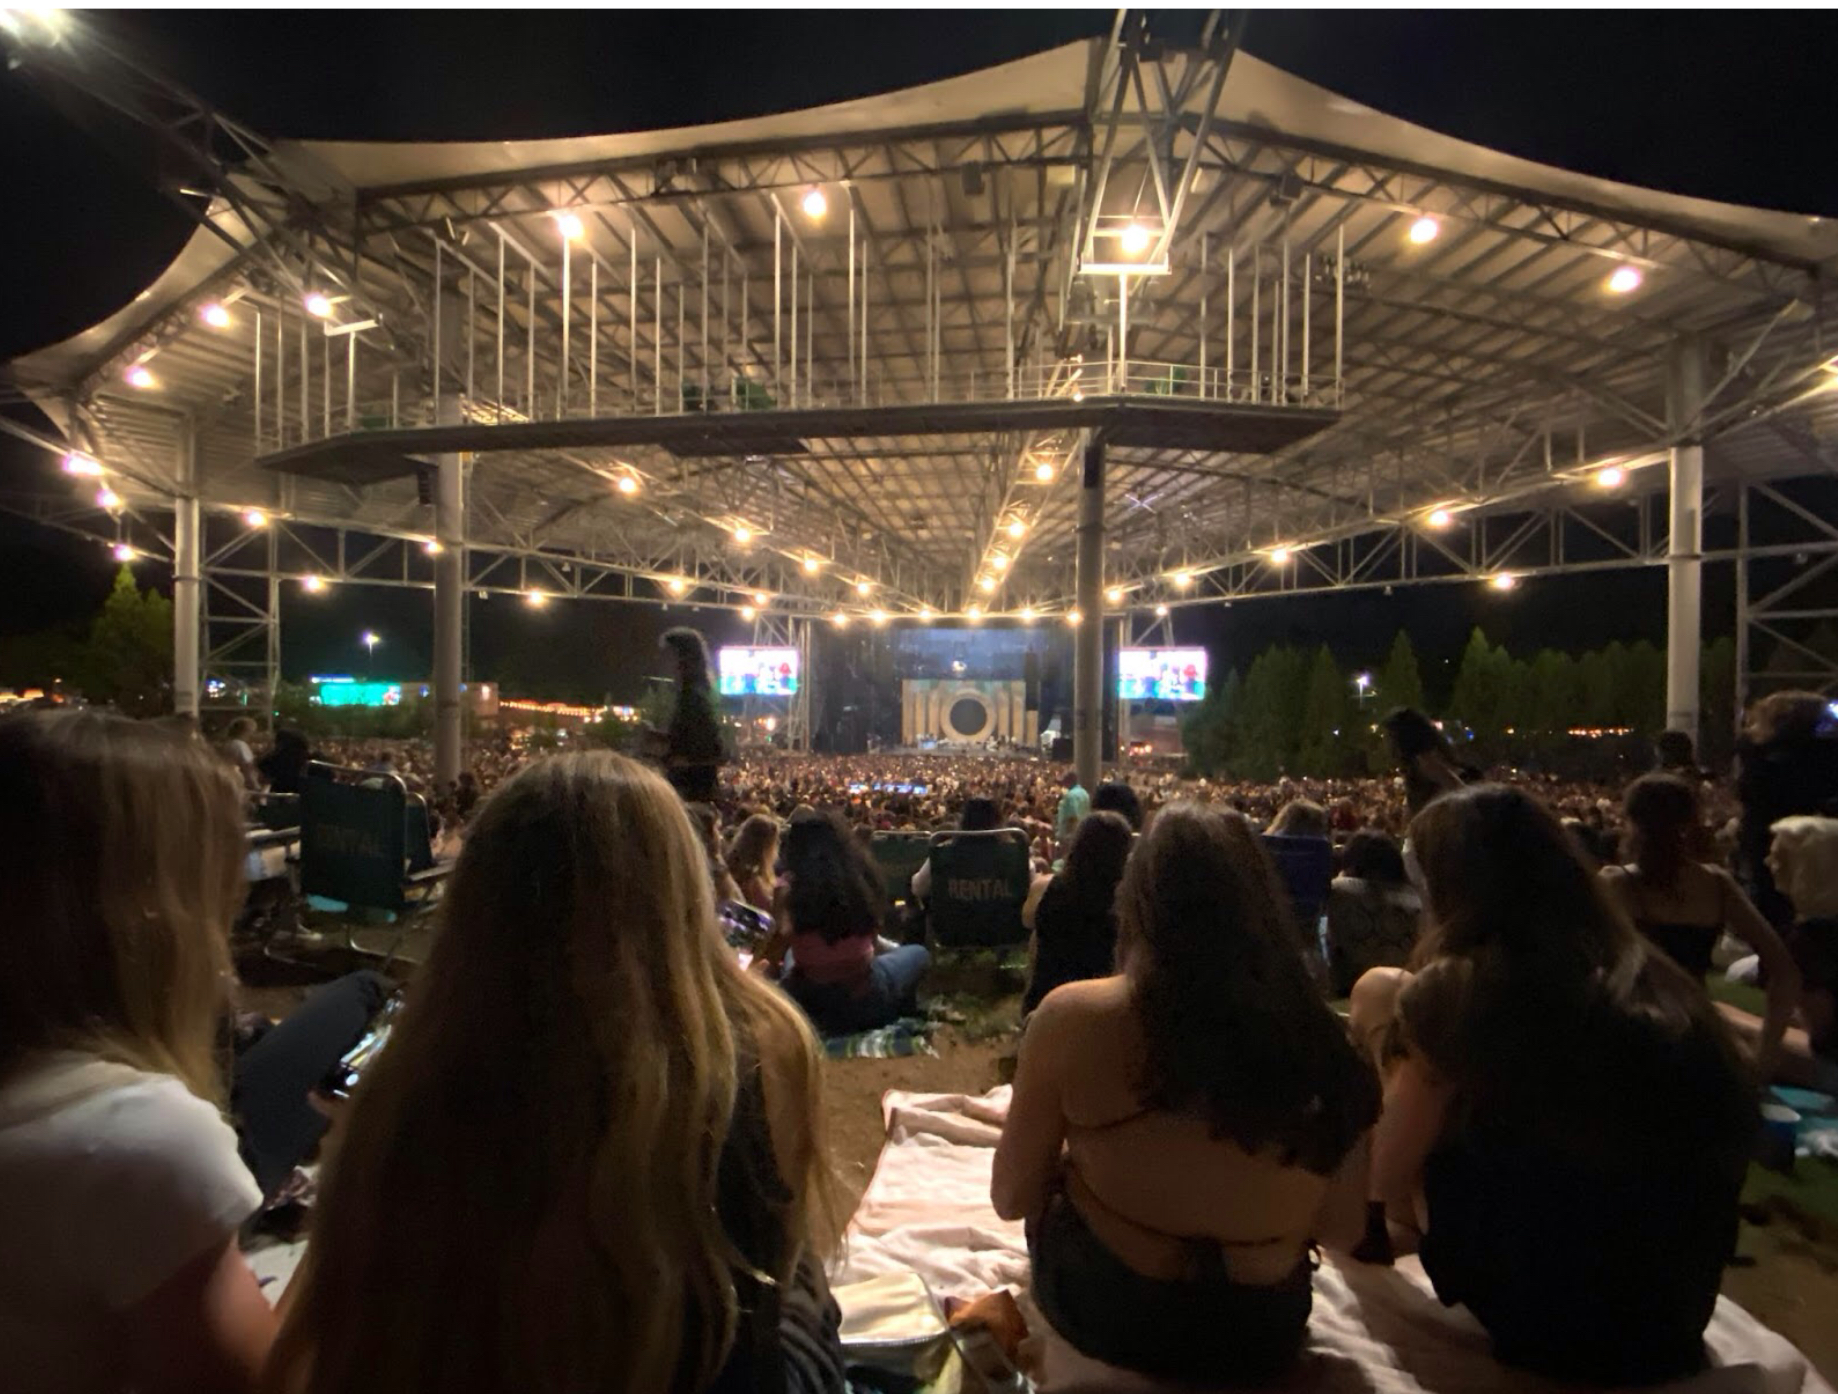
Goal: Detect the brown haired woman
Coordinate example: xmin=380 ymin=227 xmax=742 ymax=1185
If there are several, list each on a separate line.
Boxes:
xmin=994 ymin=803 xmax=1379 ymax=1385
xmin=1349 ymin=784 xmax=1757 ymax=1384
xmin=1603 ymin=771 xmax=1799 ymax=1075
xmin=267 ymin=753 xmax=844 ymax=1394
xmin=0 ymin=711 xmax=278 ymax=1392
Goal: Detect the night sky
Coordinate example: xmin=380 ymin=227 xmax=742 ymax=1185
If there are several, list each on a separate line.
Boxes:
xmin=3 ymin=11 xmax=1835 ymax=698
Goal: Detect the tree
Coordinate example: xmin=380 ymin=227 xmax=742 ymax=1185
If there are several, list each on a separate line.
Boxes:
xmin=1448 ymin=627 xmax=1511 ymax=751
xmin=1235 ymin=645 xmax=1308 ymax=780
xmin=1699 ymin=636 xmax=1737 ymax=768
xmin=1374 ymin=629 xmax=1425 ymax=716
xmin=1181 ymin=666 xmax=1239 ymax=776
xmin=1297 ymin=645 xmax=1353 ymax=775
xmin=78 ymin=566 xmax=173 ymax=716
xmin=1527 ymin=648 xmax=1581 ymax=742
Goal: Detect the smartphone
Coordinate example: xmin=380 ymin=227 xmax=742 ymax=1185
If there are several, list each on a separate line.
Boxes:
xmin=322 ymin=995 xmax=403 ymax=1100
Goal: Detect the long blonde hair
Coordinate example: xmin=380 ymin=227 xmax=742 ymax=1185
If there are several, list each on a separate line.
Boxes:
xmin=0 ymin=710 xmax=243 ymax=1102
xmin=268 ymin=751 xmax=837 ymax=1394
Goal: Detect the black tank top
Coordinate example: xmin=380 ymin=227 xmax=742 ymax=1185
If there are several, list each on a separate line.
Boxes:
xmin=1623 ymin=870 xmax=1724 ymax=981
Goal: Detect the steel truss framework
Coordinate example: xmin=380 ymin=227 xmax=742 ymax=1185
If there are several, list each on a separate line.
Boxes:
xmin=5 ymin=9 xmax=1838 ymax=725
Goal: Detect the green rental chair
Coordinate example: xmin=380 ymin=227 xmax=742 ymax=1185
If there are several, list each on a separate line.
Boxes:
xmin=926 ymin=828 xmax=1032 ymax=950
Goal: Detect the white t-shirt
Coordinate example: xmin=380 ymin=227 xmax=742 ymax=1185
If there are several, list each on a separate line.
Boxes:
xmin=0 ymin=1052 xmax=261 ymax=1394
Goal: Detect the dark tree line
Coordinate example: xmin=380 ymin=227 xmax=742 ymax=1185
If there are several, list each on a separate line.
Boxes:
xmin=1182 ymin=627 xmax=1740 ymax=781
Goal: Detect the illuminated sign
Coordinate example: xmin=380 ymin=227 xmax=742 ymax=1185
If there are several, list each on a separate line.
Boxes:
xmin=1117 ymin=647 xmax=1208 ymax=702
xmin=717 ymin=646 xmax=800 ymax=696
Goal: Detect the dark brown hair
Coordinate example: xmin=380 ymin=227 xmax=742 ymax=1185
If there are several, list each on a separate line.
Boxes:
xmin=1122 ymin=802 xmax=1378 ymax=1174
xmin=1622 ymin=772 xmax=1700 ymax=889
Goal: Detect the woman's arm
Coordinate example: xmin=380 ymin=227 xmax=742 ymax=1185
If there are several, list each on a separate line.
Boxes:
xmin=1369 ymin=1056 xmax=1453 ymax=1207
xmin=991 ymin=992 xmax=1073 ymax=1222
xmin=120 ymin=1239 xmax=278 ymax=1394
xmin=1715 ymin=867 xmax=1802 ymax=1076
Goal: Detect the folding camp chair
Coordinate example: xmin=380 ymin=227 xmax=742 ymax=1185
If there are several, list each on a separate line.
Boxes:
xmin=299 ymin=762 xmax=452 ymax=965
xmin=925 ymin=828 xmax=1031 ymax=951
xmin=871 ymin=832 xmax=934 ymax=911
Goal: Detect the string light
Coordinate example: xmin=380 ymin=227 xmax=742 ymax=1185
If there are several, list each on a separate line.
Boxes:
xmin=302 ymin=574 xmax=326 ymax=593
xmin=112 ymin=543 xmax=136 ymax=562
xmin=978 ymin=576 xmax=997 ymax=593
xmin=61 ymin=452 xmax=102 ymax=477
xmin=616 ymin=474 xmax=639 ymax=495
xmin=1596 ymin=465 xmax=1626 ymax=489
xmin=665 ymin=577 xmax=689 ymax=595
xmin=1154 ymin=604 xmax=1169 ymax=618
xmin=201 ymin=302 xmax=232 ymax=329
xmin=1427 ymin=508 xmax=1454 ymax=529
xmin=855 ymin=579 xmax=873 ymax=596
xmin=732 ymin=524 xmax=753 ymax=544
xmin=740 ymin=605 xmax=757 ymax=621
xmin=1006 ymin=519 xmax=1027 ymax=539
xmin=1106 ymin=586 xmax=1123 ymax=604
xmin=803 ymin=555 xmax=823 ymax=574
xmin=124 ymin=365 xmax=156 ymax=389
xmin=553 ymin=211 xmax=585 ymax=241
xmin=525 ymin=590 xmax=549 ymax=607
xmin=244 ymin=509 xmax=268 ymax=528
xmin=1408 ymin=215 xmax=1440 ymax=245
xmin=918 ymin=606 xmax=935 ymax=621
xmin=965 ymin=604 xmax=982 ymax=620
xmin=1067 ymin=609 xmax=1083 ymax=626
xmin=304 ymin=292 xmax=333 ymax=318
xmin=801 ymin=187 xmax=828 ymax=220
xmin=832 ymin=611 xmax=849 ymax=627
xmin=95 ymin=487 xmax=120 ymax=509
xmin=1034 ymin=462 xmax=1055 ymax=483
xmin=1020 ymin=606 xmax=1037 ymax=622
xmin=423 ymin=538 xmax=443 ymax=554
xmin=869 ymin=608 xmax=887 ymax=625
xmin=1172 ymin=570 xmax=1193 ymax=589
xmin=991 ymin=554 xmax=1009 ymax=572
xmin=1269 ymin=546 xmax=1292 ymax=565
xmin=752 ymin=592 xmax=769 ymax=606
xmin=1490 ymin=573 xmax=1519 ymax=591
xmin=1120 ymin=222 xmax=1151 ymax=256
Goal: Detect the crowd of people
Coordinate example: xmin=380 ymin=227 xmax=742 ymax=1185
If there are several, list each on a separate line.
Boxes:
xmin=2 ymin=662 xmax=1837 ymax=1392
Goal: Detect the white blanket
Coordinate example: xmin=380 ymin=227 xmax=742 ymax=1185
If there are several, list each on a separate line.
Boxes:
xmin=837 ymin=1087 xmax=1833 ymax=1394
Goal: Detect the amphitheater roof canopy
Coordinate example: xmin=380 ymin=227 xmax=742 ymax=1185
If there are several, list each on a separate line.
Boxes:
xmin=8 ymin=11 xmax=1838 ymax=618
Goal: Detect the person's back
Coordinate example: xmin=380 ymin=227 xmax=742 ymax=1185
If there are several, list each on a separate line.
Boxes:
xmin=1024 ymin=811 xmax=1133 ymax=1014
xmin=268 ymin=752 xmax=844 ymax=1394
xmin=996 ymin=804 xmax=1377 ymax=1386
xmin=0 ymin=712 xmax=275 ymax=1393
xmin=1360 ymin=784 xmax=1754 ymax=1385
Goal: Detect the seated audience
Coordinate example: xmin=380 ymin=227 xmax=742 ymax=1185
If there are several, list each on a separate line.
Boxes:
xmin=762 ymin=809 xmax=930 ymax=1037
xmin=910 ymin=796 xmax=1000 ymax=906
xmin=1721 ymin=815 xmax=1838 ymax=1090
xmin=257 ymin=726 xmax=313 ymax=795
xmin=267 ymin=753 xmax=845 ymax=1393
xmin=0 ymin=711 xmax=278 ymax=1392
xmin=1023 ymin=810 xmax=1135 ymax=1015
xmin=1326 ymin=830 xmax=1422 ymax=997
xmin=725 ymin=813 xmax=781 ymax=913
xmin=994 ymin=803 xmax=1379 ymax=1386
xmin=1349 ymin=784 xmax=1757 ymax=1384
xmin=1602 ymin=772 xmax=1799 ymax=1074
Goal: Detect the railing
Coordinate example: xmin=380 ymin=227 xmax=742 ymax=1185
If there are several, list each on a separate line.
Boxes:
xmin=258 ymin=356 xmax=1343 ymax=453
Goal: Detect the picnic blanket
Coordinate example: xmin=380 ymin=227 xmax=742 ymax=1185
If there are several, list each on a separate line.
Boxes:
xmin=835 ymin=1087 xmax=1834 ymax=1394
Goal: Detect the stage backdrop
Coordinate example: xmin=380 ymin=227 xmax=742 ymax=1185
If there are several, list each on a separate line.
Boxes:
xmin=902 ymin=679 xmax=1035 ymax=746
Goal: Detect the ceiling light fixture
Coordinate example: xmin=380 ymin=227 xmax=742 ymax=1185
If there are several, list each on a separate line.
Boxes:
xmin=801 ymin=187 xmax=828 ymax=220
xmin=304 ymin=292 xmax=333 ymax=318
xmin=1427 ymin=508 xmax=1454 ymax=529
xmin=1408 ymin=215 xmax=1440 ymax=245
xmin=201 ymin=302 xmax=232 ymax=329
xmin=1606 ymin=265 xmax=1642 ymax=295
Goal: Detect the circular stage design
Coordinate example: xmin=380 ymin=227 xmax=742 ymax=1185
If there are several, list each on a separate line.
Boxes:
xmin=946 ymin=691 xmax=995 ymax=741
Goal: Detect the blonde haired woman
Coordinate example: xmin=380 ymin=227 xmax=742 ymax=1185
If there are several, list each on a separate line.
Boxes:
xmin=268 ymin=752 xmax=843 ymax=1394
xmin=0 ymin=711 xmax=277 ymax=1392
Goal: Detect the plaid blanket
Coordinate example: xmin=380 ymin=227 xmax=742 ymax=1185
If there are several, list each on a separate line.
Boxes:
xmin=823 ymin=1018 xmax=936 ymax=1060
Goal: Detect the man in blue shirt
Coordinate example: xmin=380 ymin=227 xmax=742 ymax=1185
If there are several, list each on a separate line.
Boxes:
xmin=1055 ymin=768 xmax=1090 ymax=849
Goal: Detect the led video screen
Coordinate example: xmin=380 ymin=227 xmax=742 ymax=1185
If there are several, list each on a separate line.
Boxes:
xmin=1117 ymin=647 xmax=1208 ymax=702
xmin=717 ymin=646 xmax=800 ymax=696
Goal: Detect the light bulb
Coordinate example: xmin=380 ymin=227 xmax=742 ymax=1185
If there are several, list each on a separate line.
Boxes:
xmin=1006 ymin=520 xmax=1026 ymax=539
xmin=802 ymin=187 xmax=828 ymax=220
xmin=832 ymin=611 xmax=849 ymax=627
xmin=1020 ymin=606 xmax=1037 ymax=622
xmin=666 ymin=577 xmax=689 ymax=595
xmin=423 ymin=538 xmax=443 ymax=554
xmin=753 ymin=591 xmax=769 ymax=605
xmin=1154 ymin=604 xmax=1169 ymax=618
xmin=918 ymin=606 xmax=934 ymax=621
xmin=616 ymin=474 xmax=639 ymax=495
xmin=304 ymin=292 xmax=333 ymax=318
xmin=244 ymin=509 xmax=268 ymax=528
xmin=1173 ymin=571 xmax=1193 ymax=588
xmin=96 ymin=487 xmax=120 ymax=509
xmin=302 ymin=574 xmax=326 ymax=592
xmin=525 ymin=590 xmax=549 ymax=607
xmin=1106 ymin=587 xmax=1123 ymax=604
xmin=1606 ymin=265 xmax=1642 ymax=295
xmin=201 ymin=302 xmax=232 ymax=329
xmin=1596 ymin=465 xmax=1626 ymax=489
xmin=1067 ymin=609 xmax=1083 ymax=625
xmin=803 ymin=556 xmax=822 ymax=574
xmin=1270 ymin=547 xmax=1292 ymax=565
xmin=1427 ymin=508 xmax=1454 ymax=529
xmin=554 ymin=211 xmax=585 ymax=241
xmin=1120 ymin=222 xmax=1151 ymax=256
xmin=966 ymin=604 xmax=982 ymax=620
xmin=112 ymin=543 xmax=136 ymax=562
xmin=1408 ymin=216 xmax=1440 ymax=245
xmin=856 ymin=579 xmax=872 ymax=596
xmin=978 ymin=576 xmax=997 ymax=592
xmin=741 ymin=605 xmax=757 ymax=621
xmin=1035 ymin=462 xmax=1054 ymax=482
xmin=733 ymin=525 xmax=752 ymax=544
xmin=870 ymin=608 xmax=887 ymax=625
xmin=125 ymin=365 xmax=156 ymax=389
xmin=1490 ymin=573 xmax=1518 ymax=591
xmin=62 ymin=452 xmax=102 ymax=477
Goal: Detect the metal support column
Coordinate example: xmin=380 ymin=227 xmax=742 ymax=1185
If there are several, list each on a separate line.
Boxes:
xmin=433 ymin=405 xmax=467 ymax=788
xmin=1073 ymin=434 xmax=1106 ymax=790
xmin=173 ymin=422 xmax=202 ymax=719
xmin=1666 ymin=337 xmax=1704 ymax=743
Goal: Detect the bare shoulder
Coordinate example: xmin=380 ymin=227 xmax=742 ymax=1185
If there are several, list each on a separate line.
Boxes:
xmin=1033 ymin=974 xmax=1132 ymax=1029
